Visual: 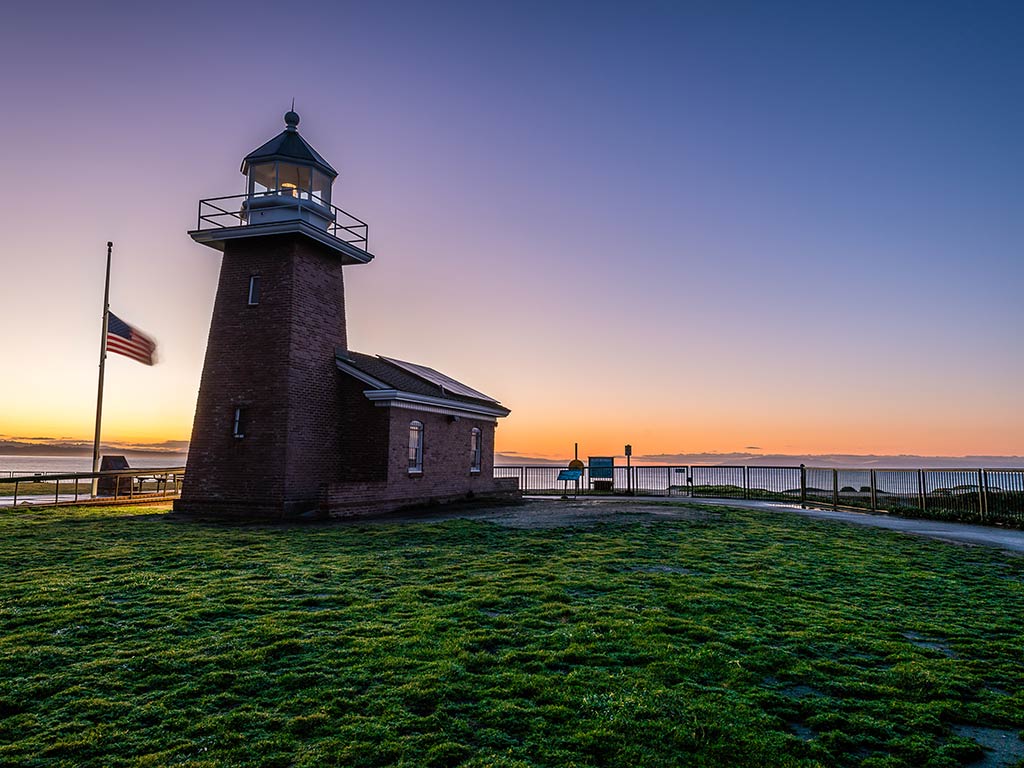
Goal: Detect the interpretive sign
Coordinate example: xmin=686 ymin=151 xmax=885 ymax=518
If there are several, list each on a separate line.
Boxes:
xmin=558 ymin=469 xmax=583 ymax=482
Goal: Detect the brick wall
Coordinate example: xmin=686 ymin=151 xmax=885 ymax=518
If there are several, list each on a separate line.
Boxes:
xmin=177 ymin=234 xmax=353 ymax=516
xmin=336 ymin=375 xmax=390 ymax=482
xmin=282 ymin=238 xmax=350 ymax=502
xmin=321 ymin=476 xmax=520 ymax=518
xmin=178 ymin=236 xmax=296 ymax=514
xmin=385 ymin=409 xmax=503 ymax=493
xmin=318 ymin=405 xmax=518 ymax=517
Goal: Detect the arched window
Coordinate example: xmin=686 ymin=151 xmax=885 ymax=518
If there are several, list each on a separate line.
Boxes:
xmin=408 ymin=421 xmax=424 ymax=473
xmin=469 ymin=428 xmax=482 ymax=473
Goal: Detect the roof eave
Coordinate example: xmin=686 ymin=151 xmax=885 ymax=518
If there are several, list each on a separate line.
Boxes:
xmin=336 ymin=355 xmax=511 ymax=418
xmin=363 ymin=389 xmax=511 ymax=419
xmin=239 ymin=154 xmax=338 ymax=179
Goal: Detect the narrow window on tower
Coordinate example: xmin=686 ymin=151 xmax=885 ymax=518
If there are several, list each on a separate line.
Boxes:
xmin=233 ymin=406 xmax=246 ymax=439
xmin=247 ymin=275 xmax=261 ymax=305
xmin=408 ymin=421 xmax=423 ymax=474
xmin=470 ymin=428 xmax=482 ymax=473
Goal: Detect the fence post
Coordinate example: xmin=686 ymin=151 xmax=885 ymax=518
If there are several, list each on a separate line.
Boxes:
xmin=832 ymin=469 xmax=838 ymax=510
xmin=666 ymin=466 xmax=671 ymax=497
xmin=870 ymin=470 xmax=877 ymax=512
xmin=800 ymin=464 xmax=806 ymax=508
xmin=54 ymin=478 xmax=60 ymax=505
xmin=918 ymin=470 xmax=926 ymax=514
xmin=12 ymin=481 xmax=17 ymax=507
xmin=744 ymin=466 xmax=750 ymax=500
xmin=979 ymin=469 xmax=986 ymax=521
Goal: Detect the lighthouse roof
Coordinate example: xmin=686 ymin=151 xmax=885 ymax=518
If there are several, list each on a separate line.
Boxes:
xmin=336 ymin=351 xmax=511 ymax=419
xmin=240 ymin=110 xmax=338 ymax=179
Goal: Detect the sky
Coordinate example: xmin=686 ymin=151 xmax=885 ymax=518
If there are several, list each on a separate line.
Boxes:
xmin=0 ymin=0 xmax=1021 ymax=461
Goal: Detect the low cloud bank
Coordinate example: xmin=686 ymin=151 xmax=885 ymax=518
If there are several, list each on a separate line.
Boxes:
xmin=0 ymin=439 xmax=188 ymax=457
xmin=496 ymin=451 xmax=1024 ymax=469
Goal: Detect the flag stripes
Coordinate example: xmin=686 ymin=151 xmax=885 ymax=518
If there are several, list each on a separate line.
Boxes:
xmin=107 ymin=312 xmax=157 ymax=365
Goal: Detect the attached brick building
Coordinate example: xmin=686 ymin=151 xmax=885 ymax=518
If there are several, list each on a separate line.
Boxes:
xmin=175 ymin=111 xmax=515 ymax=518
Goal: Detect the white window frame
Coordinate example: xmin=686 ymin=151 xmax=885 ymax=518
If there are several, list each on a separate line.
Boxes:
xmin=470 ymin=427 xmax=482 ymax=473
xmin=408 ymin=421 xmax=424 ymax=474
xmin=247 ymin=275 xmax=261 ymax=306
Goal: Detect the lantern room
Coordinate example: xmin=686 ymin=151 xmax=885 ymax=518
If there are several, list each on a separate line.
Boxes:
xmin=241 ymin=110 xmax=336 ymax=208
xmin=189 ymin=109 xmax=372 ymax=265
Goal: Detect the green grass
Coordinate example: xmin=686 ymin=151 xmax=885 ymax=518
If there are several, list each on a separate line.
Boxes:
xmin=1 ymin=502 xmax=1023 ymax=767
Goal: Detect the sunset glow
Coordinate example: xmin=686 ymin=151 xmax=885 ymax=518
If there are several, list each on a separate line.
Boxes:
xmin=1 ymin=2 xmax=1021 ymax=463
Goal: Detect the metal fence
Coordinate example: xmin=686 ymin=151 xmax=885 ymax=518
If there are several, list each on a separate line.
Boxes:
xmin=5 ymin=462 xmax=1021 ymax=526
xmin=495 ymin=464 xmax=1024 ymax=526
xmin=0 ymin=467 xmax=185 ymax=508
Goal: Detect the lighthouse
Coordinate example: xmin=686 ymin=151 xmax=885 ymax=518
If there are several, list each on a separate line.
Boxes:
xmin=176 ymin=111 xmax=515 ymax=518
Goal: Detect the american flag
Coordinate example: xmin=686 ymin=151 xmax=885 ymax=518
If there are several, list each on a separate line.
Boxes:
xmin=106 ymin=312 xmax=157 ymax=365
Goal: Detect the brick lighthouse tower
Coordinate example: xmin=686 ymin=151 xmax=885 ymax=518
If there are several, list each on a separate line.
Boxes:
xmin=177 ymin=111 xmax=515 ymax=520
xmin=177 ymin=109 xmax=373 ymax=517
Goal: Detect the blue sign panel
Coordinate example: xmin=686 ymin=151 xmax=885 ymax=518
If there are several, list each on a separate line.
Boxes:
xmin=558 ymin=469 xmax=583 ymax=481
xmin=589 ymin=457 xmax=614 ymax=479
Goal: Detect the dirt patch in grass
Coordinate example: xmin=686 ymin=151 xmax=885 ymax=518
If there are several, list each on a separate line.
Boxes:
xmin=952 ymin=725 xmax=1024 ymax=767
xmin=903 ymin=630 xmax=956 ymax=657
xmin=374 ymin=498 xmax=721 ymax=529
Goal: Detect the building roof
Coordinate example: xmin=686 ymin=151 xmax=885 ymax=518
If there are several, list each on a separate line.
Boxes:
xmin=336 ymin=351 xmax=511 ymax=418
xmin=240 ymin=111 xmax=339 ymax=179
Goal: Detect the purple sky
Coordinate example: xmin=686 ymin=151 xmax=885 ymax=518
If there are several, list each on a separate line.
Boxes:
xmin=1 ymin=1 xmax=1022 ymax=458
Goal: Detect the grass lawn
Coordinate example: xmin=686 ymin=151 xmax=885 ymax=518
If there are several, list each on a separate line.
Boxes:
xmin=0 ymin=502 xmax=1022 ymax=767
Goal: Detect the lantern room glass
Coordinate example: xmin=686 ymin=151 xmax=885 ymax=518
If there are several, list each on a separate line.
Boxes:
xmin=247 ymin=161 xmax=332 ymax=207
xmin=249 ymin=163 xmax=276 ymax=196
xmin=277 ymin=163 xmax=311 ymax=199
xmin=312 ymin=170 xmax=332 ymax=206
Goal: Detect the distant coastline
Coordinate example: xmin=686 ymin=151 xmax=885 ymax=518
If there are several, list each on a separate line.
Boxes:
xmin=3 ymin=437 xmax=1022 ymax=473
xmin=494 ymin=452 xmax=1024 ymax=469
xmin=0 ymin=440 xmax=188 ymax=474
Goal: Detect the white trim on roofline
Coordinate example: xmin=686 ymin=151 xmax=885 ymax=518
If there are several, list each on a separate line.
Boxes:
xmin=363 ymin=389 xmax=509 ymax=419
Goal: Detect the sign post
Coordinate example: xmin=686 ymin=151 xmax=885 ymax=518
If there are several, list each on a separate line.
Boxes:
xmin=568 ymin=455 xmax=585 ymax=497
xmin=558 ymin=468 xmax=582 ymax=499
xmin=625 ymin=444 xmax=632 ymax=495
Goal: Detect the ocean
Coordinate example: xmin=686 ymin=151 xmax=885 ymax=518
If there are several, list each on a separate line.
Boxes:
xmin=0 ymin=454 xmax=188 ymax=476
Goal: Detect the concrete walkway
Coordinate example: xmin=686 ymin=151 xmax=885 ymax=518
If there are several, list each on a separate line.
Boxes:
xmin=526 ymin=495 xmax=1024 ymax=554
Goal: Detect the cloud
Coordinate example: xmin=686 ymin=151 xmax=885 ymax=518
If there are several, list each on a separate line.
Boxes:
xmin=0 ymin=439 xmax=189 ymax=456
xmin=745 ymin=446 xmax=762 ymax=450
xmin=122 ymin=440 xmax=190 ymax=450
xmin=631 ymin=452 xmax=1024 ymax=469
xmin=494 ymin=452 xmax=566 ymax=466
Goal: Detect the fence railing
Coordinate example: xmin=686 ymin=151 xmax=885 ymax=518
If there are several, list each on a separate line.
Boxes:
xmin=494 ymin=464 xmax=1024 ymax=527
xmin=195 ymin=194 xmax=369 ymax=251
xmin=0 ymin=467 xmax=186 ymax=508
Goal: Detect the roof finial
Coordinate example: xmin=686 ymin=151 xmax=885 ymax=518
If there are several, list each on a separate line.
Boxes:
xmin=284 ymin=101 xmax=300 ymax=132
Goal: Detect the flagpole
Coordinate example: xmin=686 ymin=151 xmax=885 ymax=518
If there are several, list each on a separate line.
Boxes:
xmin=91 ymin=241 xmax=112 ymax=497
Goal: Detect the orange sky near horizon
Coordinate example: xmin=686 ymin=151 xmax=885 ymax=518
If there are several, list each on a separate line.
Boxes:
xmin=3 ymin=358 xmax=1020 ymax=460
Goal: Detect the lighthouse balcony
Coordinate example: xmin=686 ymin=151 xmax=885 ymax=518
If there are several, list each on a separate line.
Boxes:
xmin=190 ymin=193 xmax=372 ymax=264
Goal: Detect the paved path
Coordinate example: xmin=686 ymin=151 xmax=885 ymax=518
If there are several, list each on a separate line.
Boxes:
xmin=526 ymin=495 xmax=1024 ymax=554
